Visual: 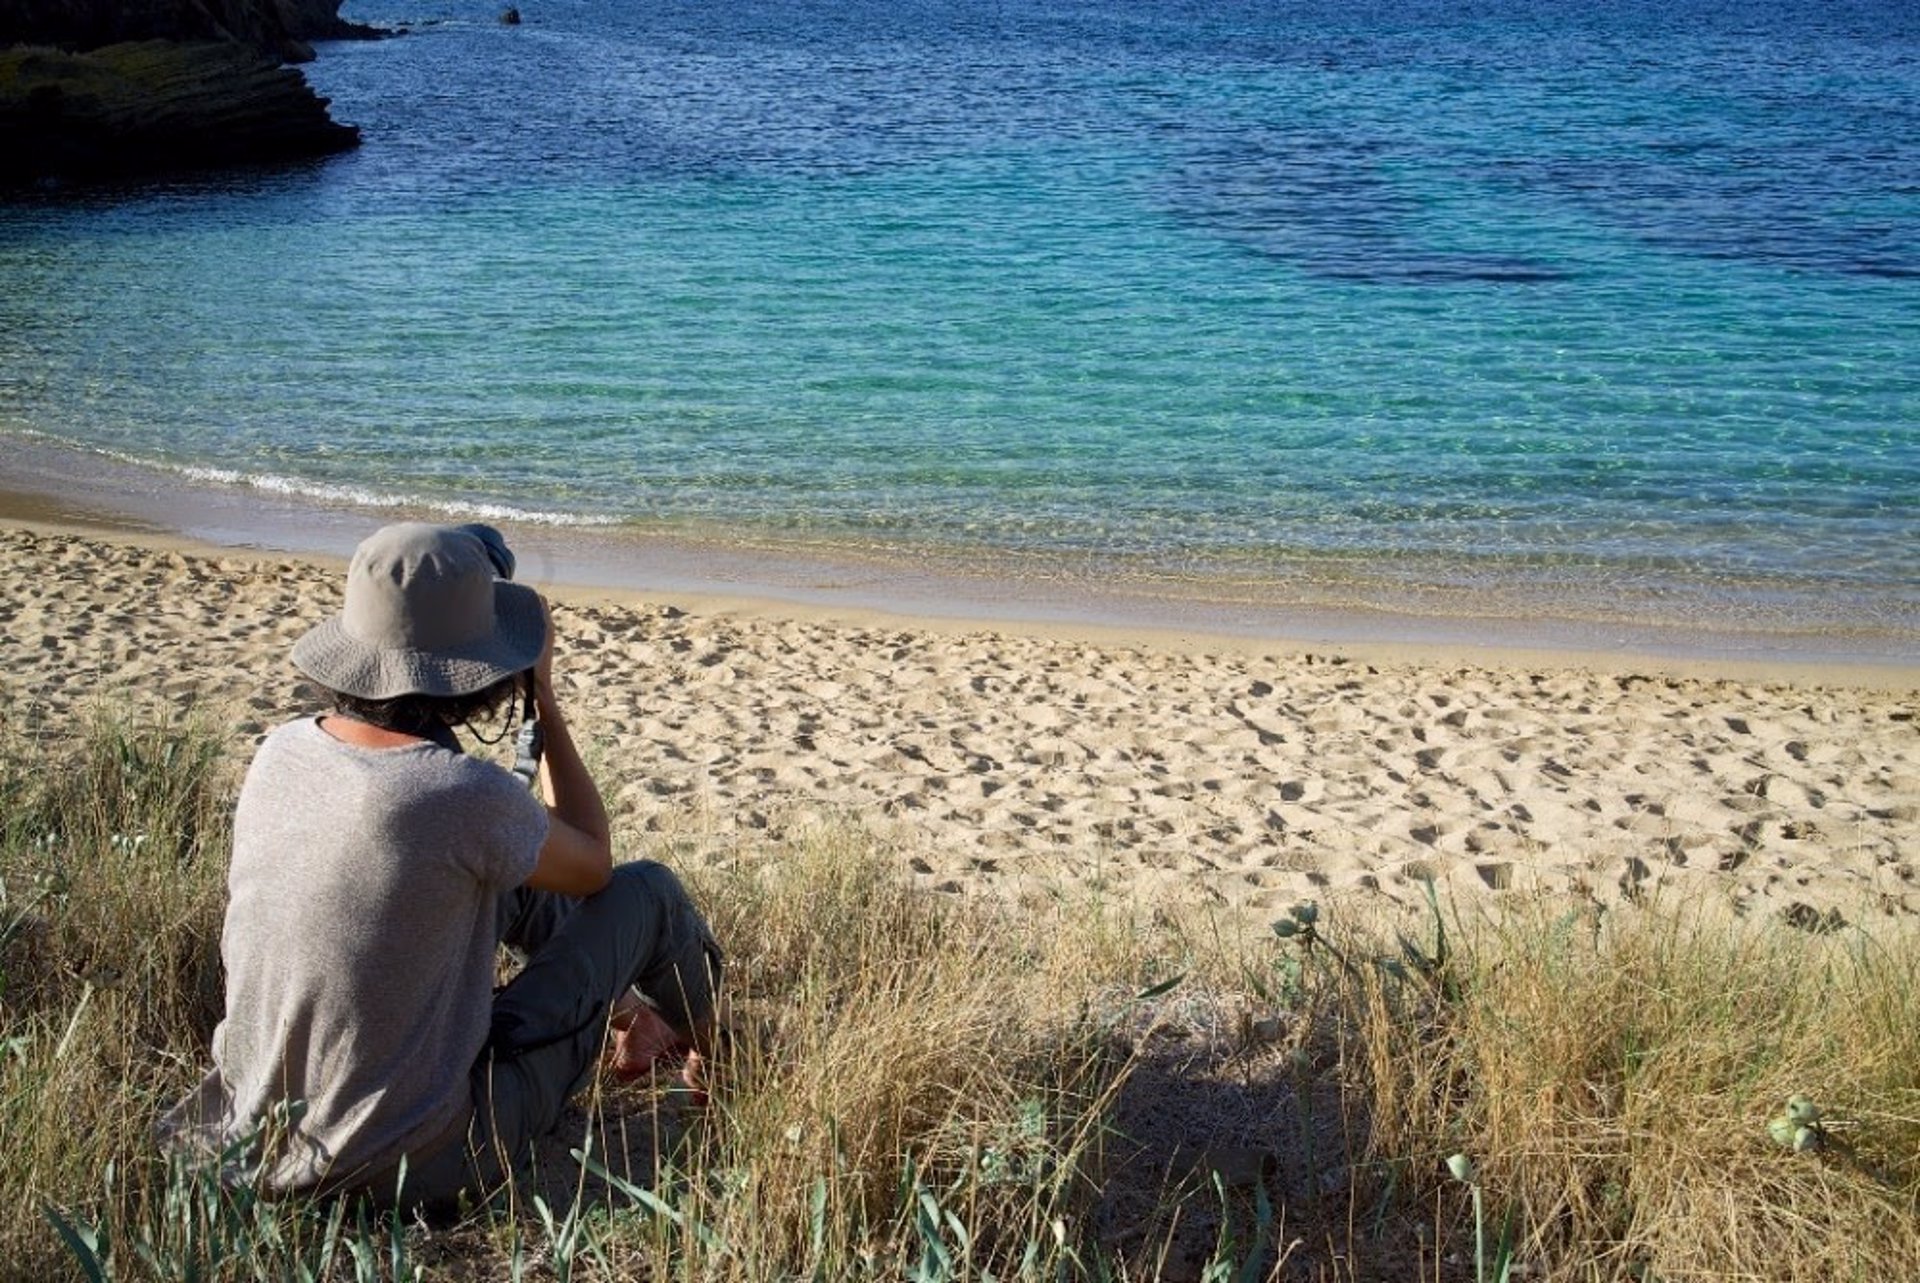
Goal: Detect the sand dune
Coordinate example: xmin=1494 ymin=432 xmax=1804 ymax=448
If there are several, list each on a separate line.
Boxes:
xmin=3 ymin=523 xmax=1914 ymax=931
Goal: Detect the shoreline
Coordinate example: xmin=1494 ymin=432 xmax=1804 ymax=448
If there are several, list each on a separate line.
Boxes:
xmin=3 ymin=432 xmax=1914 ymax=687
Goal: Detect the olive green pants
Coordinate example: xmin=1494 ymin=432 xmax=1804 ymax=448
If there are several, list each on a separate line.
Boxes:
xmin=366 ymin=860 xmax=720 ymax=1212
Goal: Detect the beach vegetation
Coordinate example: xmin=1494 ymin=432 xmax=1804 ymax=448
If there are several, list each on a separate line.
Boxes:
xmin=2 ymin=708 xmax=1915 ymax=1280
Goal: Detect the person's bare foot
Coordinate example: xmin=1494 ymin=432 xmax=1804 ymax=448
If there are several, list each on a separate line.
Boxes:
xmin=606 ymin=999 xmax=689 ymax=1080
xmin=678 ymin=1050 xmax=709 ymax=1106
xmin=606 ymin=989 xmax=722 ymax=1106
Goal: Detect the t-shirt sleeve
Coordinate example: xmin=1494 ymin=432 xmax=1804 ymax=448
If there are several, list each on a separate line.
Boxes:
xmin=444 ymin=760 xmax=548 ymax=889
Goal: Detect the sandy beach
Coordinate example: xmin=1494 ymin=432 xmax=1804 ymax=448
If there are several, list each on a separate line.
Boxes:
xmin=3 ymin=515 xmax=1914 ymax=934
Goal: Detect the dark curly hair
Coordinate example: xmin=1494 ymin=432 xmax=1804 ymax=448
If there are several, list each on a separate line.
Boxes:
xmin=326 ymin=672 xmax=526 ymax=739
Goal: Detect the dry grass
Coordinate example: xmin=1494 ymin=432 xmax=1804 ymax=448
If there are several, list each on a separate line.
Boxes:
xmin=1344 ymin=895 xmax=1920 ymax=1281
xmin=0 ymin=705 xmax=232 ymax=1272
xmin=1 ymin=708 xmax=1916 ymax=1281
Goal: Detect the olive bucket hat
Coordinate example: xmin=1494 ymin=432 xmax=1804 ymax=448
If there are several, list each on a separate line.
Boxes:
xmin=291 ymin=523 xmax=545 ymax=700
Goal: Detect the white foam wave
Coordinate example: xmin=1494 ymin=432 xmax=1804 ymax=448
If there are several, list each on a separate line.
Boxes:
xmin=0 ymin=427 xmax=619 ymax=528
xmin=169 ymin=463 xmax=621 ymax=527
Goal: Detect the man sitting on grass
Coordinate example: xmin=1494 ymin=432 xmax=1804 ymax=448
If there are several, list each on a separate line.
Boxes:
xmin=160 ymin=522 xmax=721 ymax=1209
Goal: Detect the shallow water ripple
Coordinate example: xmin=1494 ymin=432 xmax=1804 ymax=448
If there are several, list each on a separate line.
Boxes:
xmin=0 ymin=0 xmax=1914 ymax=643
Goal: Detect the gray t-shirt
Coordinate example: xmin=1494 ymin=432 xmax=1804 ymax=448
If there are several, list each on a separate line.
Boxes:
xmin=160 ymin=717 xmax=547 ymax=1191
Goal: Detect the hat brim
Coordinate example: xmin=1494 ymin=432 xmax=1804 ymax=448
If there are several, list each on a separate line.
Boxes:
xmin=291 ymin=580 xmax=545 ymax=700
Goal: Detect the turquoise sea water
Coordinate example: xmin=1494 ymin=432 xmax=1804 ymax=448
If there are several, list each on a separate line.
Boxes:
xmin=1 ymin=0 xmax=1916 ymax=647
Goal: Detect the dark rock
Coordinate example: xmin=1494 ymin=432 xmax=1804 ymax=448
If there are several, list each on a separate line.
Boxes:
xmin=282 ymin=1 xmax=388 ymax=46
xmin=0 ymin=2 xmax=386 ymax=64
xmin=1778 ymin=901 xmax=1847 ymax=934
xmin=501 ymin=7 xmax=521 ymax=25
xmin=0 ymin=2 xmax=376 ymax=186
xmin=0 ymin=40 xmax=359 ymax=185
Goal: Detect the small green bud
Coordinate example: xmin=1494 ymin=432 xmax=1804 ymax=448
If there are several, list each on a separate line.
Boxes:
xmin=1786 ymin=1096 xmax=1820 ymax=1126
xmin=1767 ymin=1116 xmax=1798 ymax=1148
xmin=1793 ymin=1126 xmax=1821 ymax=1153
xmin=1292 ymin=902 xmax=1319 ymax=926
xmin=1272 ymin=919 xmax=1299 ymax=939
xmin=1445 ymin=1153 xmax=1476 ymax=1184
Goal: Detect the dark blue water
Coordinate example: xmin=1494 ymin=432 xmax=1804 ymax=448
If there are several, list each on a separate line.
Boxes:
xmin=1 ymin=0 xmax=1915 ymax=643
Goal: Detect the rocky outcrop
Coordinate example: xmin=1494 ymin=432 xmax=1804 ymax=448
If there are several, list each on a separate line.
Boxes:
xmin=281 ymin=0 xmax=389 ymax=50
xmin=0 ymin=2 xmax=373 ymax=186
xmin=0 ymin=39 xmax=359 ymax=181
xmin=0 ymin=1 xmax=384 ymax=63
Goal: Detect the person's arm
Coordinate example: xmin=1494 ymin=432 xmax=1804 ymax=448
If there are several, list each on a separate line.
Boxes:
xmin=523 ymin=600 xmax=614 ymax=896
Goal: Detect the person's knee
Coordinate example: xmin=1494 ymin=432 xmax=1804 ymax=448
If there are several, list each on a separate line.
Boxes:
xmin=606 ymin=860 xmax=696 ymax=921
xmin=614 ymin=858 xmax=687 ymax=897
xmin=609 ymin=860 xmax=709 ymax=961
xmin=611 ymin=861 xmax=720 ymax=1023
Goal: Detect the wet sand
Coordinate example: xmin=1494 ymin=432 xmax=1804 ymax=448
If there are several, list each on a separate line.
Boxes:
xmin=4 ymin=429 xmax=1915 ymax=668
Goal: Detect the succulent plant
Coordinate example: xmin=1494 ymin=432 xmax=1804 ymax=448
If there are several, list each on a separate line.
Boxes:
xmin=1768 ymin=1096 xmax=1827 ymax=1153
